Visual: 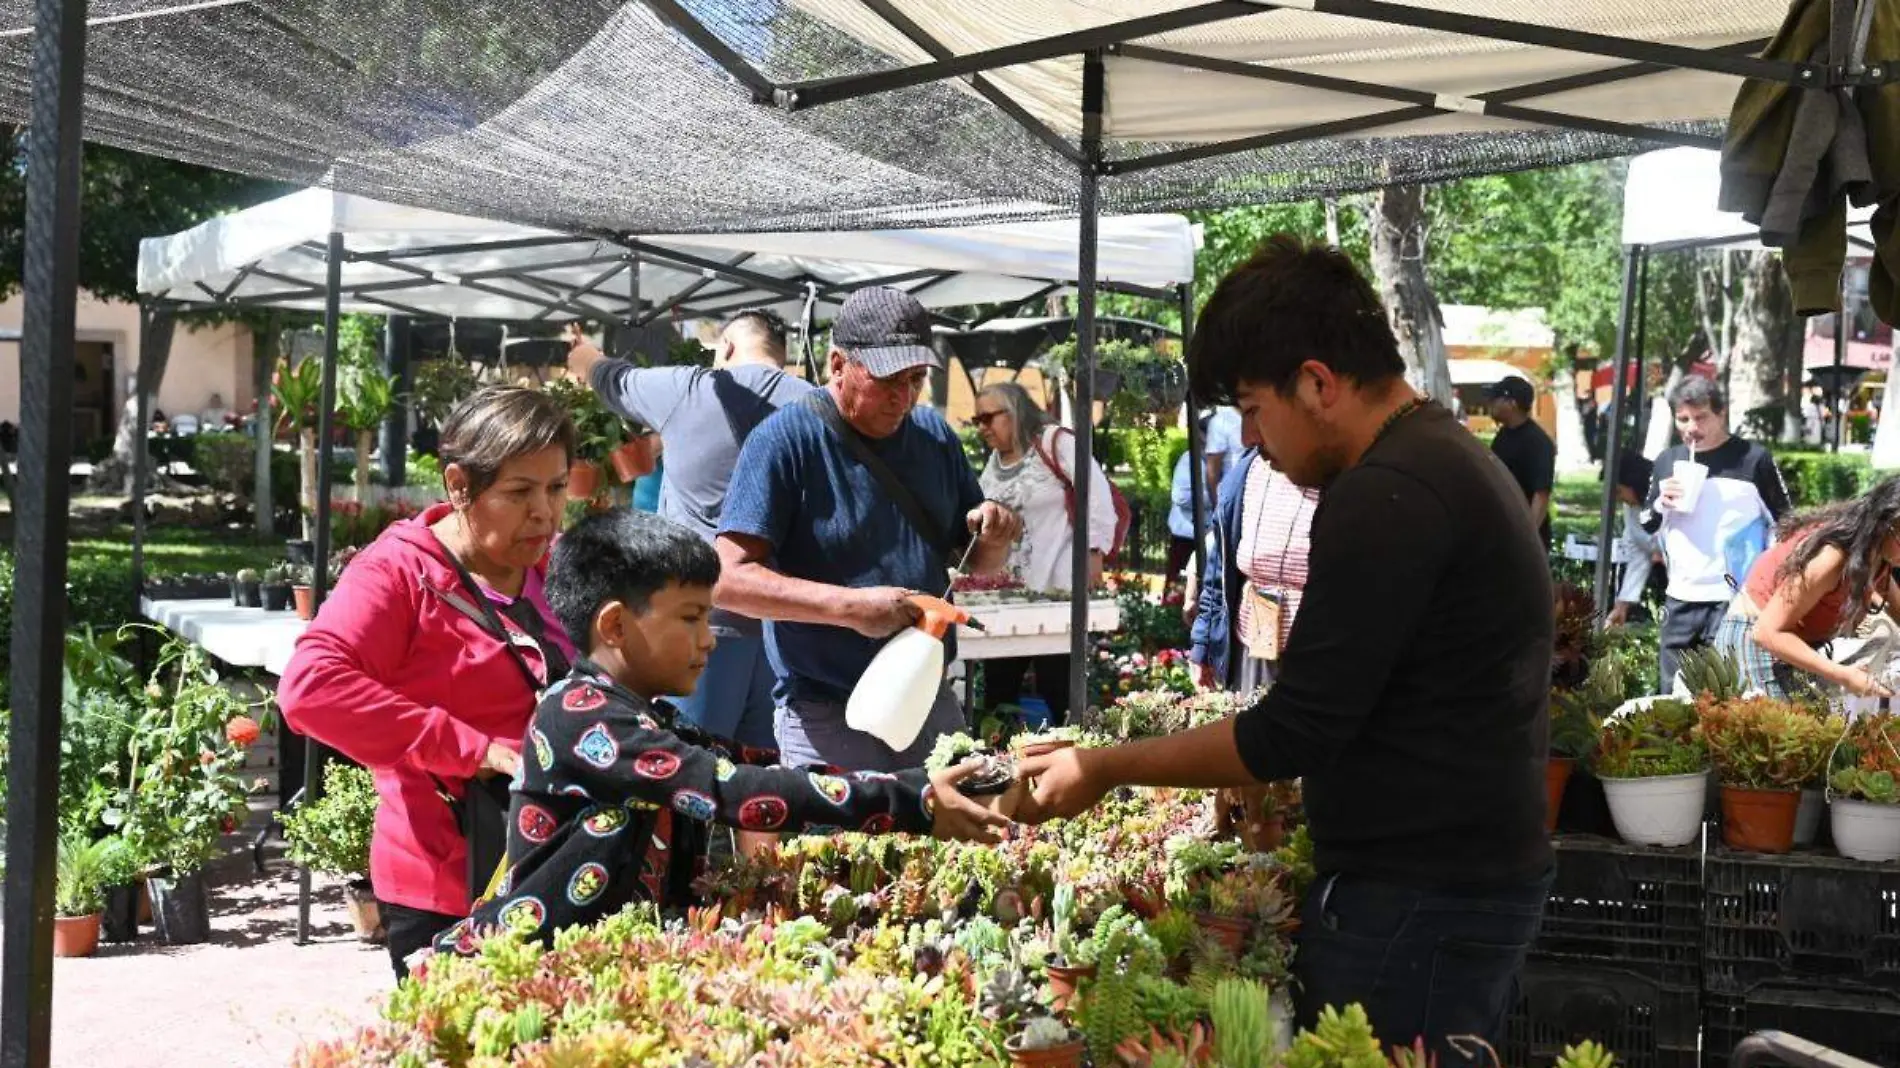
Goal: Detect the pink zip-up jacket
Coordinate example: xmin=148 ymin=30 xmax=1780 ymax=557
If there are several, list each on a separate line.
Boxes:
xmin=278 ymin=503 xmax=574 ymax=916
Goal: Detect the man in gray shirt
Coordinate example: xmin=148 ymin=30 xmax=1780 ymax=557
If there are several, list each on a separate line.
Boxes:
xmin=565 ymin=312 xmax=813 ymax=752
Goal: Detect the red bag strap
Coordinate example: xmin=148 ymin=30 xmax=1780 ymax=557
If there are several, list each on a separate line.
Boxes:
xmin=1030 ymin=425 xmax=1074 ymax=492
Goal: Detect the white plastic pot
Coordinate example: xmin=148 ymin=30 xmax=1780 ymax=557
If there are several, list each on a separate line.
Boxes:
xmin=1602 ymin=771 xmax=1708 ymax=848
xmin=1795 ymin=788 xmax=1825 ymax=847
xmin=1831 ymin=798 xmax=1900 ymax=862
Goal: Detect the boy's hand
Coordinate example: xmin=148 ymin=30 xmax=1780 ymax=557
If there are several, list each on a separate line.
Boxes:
xmin=926 ymin=758 xmax=1013 ymax=844
xmin=480 ymin=742 xmax=521 ymax=779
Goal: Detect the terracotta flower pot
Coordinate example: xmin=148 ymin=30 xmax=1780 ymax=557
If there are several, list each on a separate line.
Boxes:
xmin=53 ymin=914 xmax=101 ymax=958
xmin=568 ymin=461 xmax=602 ymax=500
xmin=1044 ymin=963 xmax=1095 ymax=1012
xmin=1195 ymin=911 xmax=1254 ymax=956
xmin=344 ymin=880 xmax=385 ymax=944
xmin=1721 ymin=785 xmax=1802 ymax=854
xmin=1006 ymin=1036 xmax=1086 ymax=1068
xmin=1546 ymin=758 xmax=1575 ymax=833
xmin=609 ymin=438 xmax=655 ymax=483
xmin=292 ymin=585 xmax=316 ymax=621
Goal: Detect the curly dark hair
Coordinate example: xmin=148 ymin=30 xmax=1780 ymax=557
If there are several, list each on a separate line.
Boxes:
xmin=1772 ymin=474 xmax=1900 ymax=633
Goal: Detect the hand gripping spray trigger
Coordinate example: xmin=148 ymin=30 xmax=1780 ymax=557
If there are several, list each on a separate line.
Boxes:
xmin=847 ymin=595 xmax=985 ymax=752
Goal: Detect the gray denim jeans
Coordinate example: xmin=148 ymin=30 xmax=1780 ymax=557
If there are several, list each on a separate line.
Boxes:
xmin=774 ymin=683 xmax=966 ymax=772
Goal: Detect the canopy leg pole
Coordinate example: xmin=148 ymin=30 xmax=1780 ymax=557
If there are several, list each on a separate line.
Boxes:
xmin=1594 ymin=246 xmax=1644 ymax=618
xmin=298 ymin=231 xmax=345 ymax=946
xmin=1069 ymin=50 xmax=1105 ymax=719
xmin=1182 ymin=283 xmax=1208 ymax=567
xmin=1630 ymin=249 xmax=1651 ymax=449
xmin=1 ymin=0 xmax=89 ymax=1062
xmin=1834 ymin=270 xmax=1849 ymax=452
xmin=254 ymin=314 xmax=276 ymax=538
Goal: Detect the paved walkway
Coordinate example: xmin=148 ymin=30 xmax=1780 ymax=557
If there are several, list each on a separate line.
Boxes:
xmin=28 ymin=806 xmax=391 ymax=1068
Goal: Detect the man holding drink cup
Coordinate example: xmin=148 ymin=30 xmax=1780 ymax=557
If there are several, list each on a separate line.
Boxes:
xmin=1641 ymin=376 xmax=1791 ymax=692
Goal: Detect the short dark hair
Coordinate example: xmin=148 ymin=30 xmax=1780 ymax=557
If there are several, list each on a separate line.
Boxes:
xmin=546 ymin=509 xmax=721 ymax=651
xmin=723 ymin=309 xmax=789 ymax=358
xmin=1667 ymin=375 xmax=1726 ymax=415
xmin=438 ymin=385 xmax=577 ymax=499
xmin=1188 ymin=234 xmax=1403 ymax=403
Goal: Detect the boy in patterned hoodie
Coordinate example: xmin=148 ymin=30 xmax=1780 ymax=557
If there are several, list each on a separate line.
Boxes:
xmin=431 ymin=508 xmax=1008 ymax=957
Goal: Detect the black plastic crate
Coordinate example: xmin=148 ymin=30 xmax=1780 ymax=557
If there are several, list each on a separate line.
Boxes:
xmin=1702 ymin=982 xmax=1900 ymax=1068
xmin=1704 ymin=847 xmax=1900 ymax=995
xmin=1535 ymin=835 xmax=1703 ymax=987
xmin=1499 ymin=960 xmax=1697 ymax=1068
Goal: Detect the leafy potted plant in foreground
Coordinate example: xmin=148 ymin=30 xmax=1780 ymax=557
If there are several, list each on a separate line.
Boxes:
xmin=95 ymin=834 xmax=144 ymax=944
xmin=1698 ymin=695 xmax=1838 ymax=854
xmin=1591 ymin=697 xmax=1708 ymax=847
xmin=1828 ymin=711 xmax=1900 ymax=862
xmin=54 ymin=832 xmax=109 ymax=958
xmin=1548 ymin=658 xmax=1620 ymax=832
xmin=281 ymin=762 xmax=383 ymax=942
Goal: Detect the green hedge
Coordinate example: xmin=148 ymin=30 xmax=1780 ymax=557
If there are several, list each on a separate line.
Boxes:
xmin=1769 ymin=450 xmax=1877 ymax=508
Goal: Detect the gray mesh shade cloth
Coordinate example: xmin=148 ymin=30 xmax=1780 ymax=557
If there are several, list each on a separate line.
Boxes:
xmin=134 ymin=187 xmax=1198 ymax=319
xmin=0 ymin=0 xmax=1790 ymax=234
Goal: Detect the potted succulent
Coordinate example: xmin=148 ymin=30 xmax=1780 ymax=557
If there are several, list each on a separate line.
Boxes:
xmin=1828 ymin=712 xmax=1900 ymax=862
xmin=1547 ymin=658 xmax=1621 ymax=832
xmin=261 ymin=564 xmax=296 ymax=612
xmin=1005 ymin=1015 xmax=1086 ymax=1068
xmin=291 ymin=564 xmax=317 ymax=620
xmin=96 ymin=835 xmax=145 ymax=944
xmin=230 ymin=568 xmax=262 ymax=608
xmin=1042 ymin=882 xmax=1095 ymax=1010
xmin=280 ymin=762 xmax=383 ymax=942
xmin=1698 ymin=695 xmax=1839 ymax=854
xmin=1591 ymin=698 xmax=1709 ymax=847
xmin=54 ymin=832 xmax=109 ymax=958
xmin=927 ymin=732 xmax=1024 ymax=818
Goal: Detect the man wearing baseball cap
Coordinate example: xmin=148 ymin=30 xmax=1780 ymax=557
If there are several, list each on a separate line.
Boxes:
xmin=715 ymin=287 xmax=1022 ymax=772
xmin=1486 ymin=376 xmax=1556 ymax=551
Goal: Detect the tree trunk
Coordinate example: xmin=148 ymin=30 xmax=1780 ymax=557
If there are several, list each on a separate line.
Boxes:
xmin=1731 ymin=251 xmax=1804 ymax=443
xmin=300 ymin=427 xmax=318 ymax=540
xmin=1371 ymin=184 xmax=1453 ymax=403
xmin=355 ymin=428 xmax=374 ymax=503
xmin=89 ymin=306 xmax=179 ymax=494
xmin=254 ymin=320 xmax=276 ymax=538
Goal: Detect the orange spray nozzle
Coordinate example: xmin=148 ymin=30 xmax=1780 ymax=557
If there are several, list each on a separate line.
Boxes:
xmin=906 ymin=594 xmax=982 ymax=636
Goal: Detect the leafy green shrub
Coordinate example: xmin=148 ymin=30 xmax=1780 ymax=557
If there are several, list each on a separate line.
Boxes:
xmin=280 ymin=762 xmax=377 ymax=879
xmin=1771 ymin=450 xmax=1874 ymax=507
xmin=193 ymin=431 xmax=256 ymax=499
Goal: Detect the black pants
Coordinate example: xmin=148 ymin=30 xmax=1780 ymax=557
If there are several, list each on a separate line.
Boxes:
xmin=985 ymin=654 xmax=1073 ymax=725
xmin=380 ymin=900 xmax=461 ymax=981
xmin=1165 ymin=535 xmax=1197 ymax=587
xmin=1659 ymin=597 xmax=1727 ymax=694
xmin=1295 ymin=868 xmax=1552 ymax=1062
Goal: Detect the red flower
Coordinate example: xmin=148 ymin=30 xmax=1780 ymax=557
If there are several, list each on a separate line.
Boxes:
xmin=221 ymin=815 xmax=237 ymax=834
xmin=225 ymin=715 xmax=262 ymax=748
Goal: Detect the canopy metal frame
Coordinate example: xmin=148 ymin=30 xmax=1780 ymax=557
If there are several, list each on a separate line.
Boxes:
xmin=3 ymin=1 xmax=1874 ymax=1063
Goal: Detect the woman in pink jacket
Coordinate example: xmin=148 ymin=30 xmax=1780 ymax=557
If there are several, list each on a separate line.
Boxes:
xmin=279 ymin=386 xmax=578 ymax=977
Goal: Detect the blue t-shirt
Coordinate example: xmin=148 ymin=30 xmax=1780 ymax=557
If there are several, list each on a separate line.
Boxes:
xmin=719 ymin=398 xmax=985 ymax=703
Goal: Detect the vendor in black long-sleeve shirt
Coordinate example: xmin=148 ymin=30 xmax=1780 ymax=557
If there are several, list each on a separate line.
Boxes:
xmin=1017 ymin=235 xmax=1554 ymax=1058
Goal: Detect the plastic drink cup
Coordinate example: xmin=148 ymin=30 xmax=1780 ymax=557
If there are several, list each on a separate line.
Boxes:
xmin=1673 ymin=459 xmax=1708 ymax=513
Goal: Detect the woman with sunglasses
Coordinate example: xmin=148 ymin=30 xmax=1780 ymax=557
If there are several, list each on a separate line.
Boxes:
xmin=1717 ymin=474 xmax=1900 ymax=699
xmin=972 ymin=381 xmax=1117 ymax=725
xmin=279 ymin=385 xmax=579 ymax=978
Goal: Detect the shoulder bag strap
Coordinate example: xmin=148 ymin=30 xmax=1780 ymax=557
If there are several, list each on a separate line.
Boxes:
xmin=797 ymin=391 xmax=957 ymax=562
xmin=437 ymin=543 xmax=548 ymax=698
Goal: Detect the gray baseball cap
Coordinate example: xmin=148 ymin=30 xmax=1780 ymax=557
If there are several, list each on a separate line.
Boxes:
xmin=832 ymin=286 xmax=942 ymax=378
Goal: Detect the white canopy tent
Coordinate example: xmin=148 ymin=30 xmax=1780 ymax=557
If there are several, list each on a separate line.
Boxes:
xmin=137 ymin=188 xmax=1200 ymax=324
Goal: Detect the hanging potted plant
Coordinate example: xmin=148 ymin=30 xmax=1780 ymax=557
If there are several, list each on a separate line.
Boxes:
xmin=337 ymin=331 xmax=399 ymax=505
xmin=609 ymin=427 xmax=657 ymax=483
xmin=1591 ymin=698 xmax=1709 ymax=847
xmin=1698 ymin=695 xmax=1839 ymax=854
xmin=1828 ymin=712 xmax=1900 ymax=862
xmin=271 ymin=354 xmax=324 ymax=542
xmin=544 ymin=377 xmax=622 ymax=499
xmin=280 ymin=762 xmax=384 ymax=942
xmin=54 ymin=832 xmax=109 ymax=958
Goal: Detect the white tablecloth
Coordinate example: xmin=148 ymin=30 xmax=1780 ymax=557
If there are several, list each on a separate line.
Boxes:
xmin=140 ymin=597 xmax=306 ymax=676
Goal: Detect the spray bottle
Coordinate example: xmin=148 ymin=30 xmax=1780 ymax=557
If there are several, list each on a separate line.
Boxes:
xmin=847 ymin=595 xmax=984 ymax=752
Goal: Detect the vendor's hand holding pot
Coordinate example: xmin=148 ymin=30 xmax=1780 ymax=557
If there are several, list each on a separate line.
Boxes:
xmin=1840 ymin=665 xmax=1893 ymax=699
xmin=1014 ymin=745 xmax=1110 ymax=824
xmin=927 ymin=758 xmax=1014 ymax=844
xmin=845 ymin=586 xmax=923 ymax=639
